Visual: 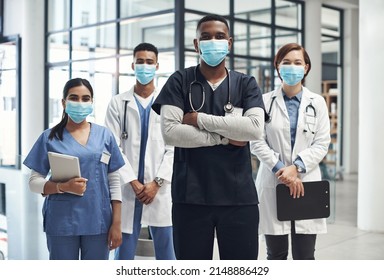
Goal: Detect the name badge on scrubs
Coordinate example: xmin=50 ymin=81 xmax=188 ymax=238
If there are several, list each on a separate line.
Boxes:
xmin=101 ymin=151 xmax=111 ymax=165
xmin=225 ymin=106 xmax=243 ymax=117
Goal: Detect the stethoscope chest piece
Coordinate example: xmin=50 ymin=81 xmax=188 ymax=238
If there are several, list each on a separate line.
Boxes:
xmin=121 ymin=131 xmax=128 ymax=140
xmin=224 ymin=102 xmax=234 ymax=113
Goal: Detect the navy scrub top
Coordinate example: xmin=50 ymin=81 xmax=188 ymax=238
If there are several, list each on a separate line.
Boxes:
xmin=23 ymin=123 xmax=125 ymax=236
xmin=152 ymin=66 xmax=265 ymax=206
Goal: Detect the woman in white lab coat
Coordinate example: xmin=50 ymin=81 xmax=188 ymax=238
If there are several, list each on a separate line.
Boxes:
xmin=251 ymin=43 xmax=330 ymax=260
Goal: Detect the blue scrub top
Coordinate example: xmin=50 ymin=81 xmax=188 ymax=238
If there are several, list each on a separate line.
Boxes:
xmin=23 ymin=123 xmax=125 ymax=236
xmin=152 ymin=66 xmax=266 ymax=206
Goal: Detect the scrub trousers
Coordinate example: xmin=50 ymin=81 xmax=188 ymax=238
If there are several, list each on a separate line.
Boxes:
xmin=46 ymin=233 xmax=109 ymax=260
xmin=114 ymin=198 xmax=176 ymax=260
xmin=265 ymin=221 xmax=317 ymax=260
xmin=172 ymin=203 xmax=259 ymax=260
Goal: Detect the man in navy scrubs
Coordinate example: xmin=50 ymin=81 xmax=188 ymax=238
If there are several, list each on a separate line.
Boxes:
xmin=152 ymin=14 xmax=266 ymax=260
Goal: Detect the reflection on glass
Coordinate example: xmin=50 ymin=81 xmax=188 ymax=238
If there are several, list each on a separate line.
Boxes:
xmin=234 ymin=0 xmax=271 ymax=24
xmin=322 ymin=40 xmax=340 ymax=65
xmin=120 ymin=0 xmax=174 ymax=18
xmin=72 ymin=59 xmax=116 ymax=125
xmin=234 ymin=23 xmax=271 ymax=58
xmin=275 ymin=29 xmax=301 ymax=53
xmin=72 ymin=0 xmax=116 ymax=27
xmin=234 ymin=58 xmax=271 ymax=93
xmin=275 ymin=0 xmax=301 ymax=29
xmin=184 ymin=13 xmax=201 ymax=49
xmin=185 ymin=0 xmax=229 ymax=14
xmin=48 ymin=67 xmax=70 ymax=128
xmin=321 ymin=7 xmax=340 ymax=37
xmin=72 ymin=24 xmax=116 ymax=61
xmin=48 ymin=0 xmax=69 ymax=31
xmin=120 ymin=13 xmax=174 ymax=53
xmin=0 ymin=40 xmax=18 ymax=167
xmin=48 ymin=32 xmax=70 ymax=63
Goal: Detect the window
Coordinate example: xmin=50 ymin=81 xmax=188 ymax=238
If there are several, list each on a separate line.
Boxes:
xmin=0 ymin=36 xmax=21 ymax=168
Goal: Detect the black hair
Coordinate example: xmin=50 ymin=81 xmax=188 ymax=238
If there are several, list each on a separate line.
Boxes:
xmin=196 ymin=14 xmax=230 ymax=32
xmin=48 ymin=78 xmax=93 ymax=141
xmin=133 ymin=43 xmax=158 ymax=59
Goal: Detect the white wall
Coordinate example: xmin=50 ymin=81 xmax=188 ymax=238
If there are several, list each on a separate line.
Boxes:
xmin=1 ymin=0 xmax=48 ymax=259
xmin=357 ymin=0 xmax=384 ymax=232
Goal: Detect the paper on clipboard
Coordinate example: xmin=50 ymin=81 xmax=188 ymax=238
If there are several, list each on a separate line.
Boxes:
xmin=48 ymin=151 xmax=83 ymax=196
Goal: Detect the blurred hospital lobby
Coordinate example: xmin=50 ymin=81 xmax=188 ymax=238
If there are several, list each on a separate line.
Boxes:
xmin=0 ymin=0 xmax=383 ymax=260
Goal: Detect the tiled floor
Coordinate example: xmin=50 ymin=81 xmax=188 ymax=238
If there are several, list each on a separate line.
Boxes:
xmin=258 ymin=173 xmax=384 ymax=260
xmin=134 ymin=173 xmax=384 ymax=260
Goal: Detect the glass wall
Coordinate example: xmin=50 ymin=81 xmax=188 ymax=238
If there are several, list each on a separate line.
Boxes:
xmin=46 ymin=0 xmax=176 ymax=127
xmin=46 ymin=0 xmax=304 ymax=126
xmin=320 ymin=6 xmax=343 ymax=181
xmin=0 ymin=36 xmax=21 ymax=168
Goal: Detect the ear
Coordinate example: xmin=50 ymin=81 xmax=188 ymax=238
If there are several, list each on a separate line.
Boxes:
xmin=131 ymin=62 xmax=135 ymax=71
xmin=304 ymin=64 xmax=309 ymax=74
xmin=61 ymin=99 xmax=66 ymax=109
xmin=193 ymin=38 xmax=199 ymax=53
xmin=228 ymin=37 xmax=233 ymax=52
xmin=156 ymin=63 xmax=159 ymax=71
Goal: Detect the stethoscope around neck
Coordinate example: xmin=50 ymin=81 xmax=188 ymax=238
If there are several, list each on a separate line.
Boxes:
xmin=266 ymin=95 xmax=317 ymax=134
xmin=188 ymin=65 xmax=234 ymax=113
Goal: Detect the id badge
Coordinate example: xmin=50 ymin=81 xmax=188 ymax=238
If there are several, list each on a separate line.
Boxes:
xmin=100 ymin=151 xmax=111 ymax=164
xmin=225 ymin=106 xmax=243 ymax=117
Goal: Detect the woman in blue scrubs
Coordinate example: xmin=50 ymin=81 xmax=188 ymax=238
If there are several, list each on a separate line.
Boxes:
xmin=23 ymin=78 xmax=125 ymax=260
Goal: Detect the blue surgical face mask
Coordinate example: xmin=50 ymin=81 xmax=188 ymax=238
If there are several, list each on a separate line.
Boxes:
xmin=65 ymin=100 xmax=93 ymax=124
xmin=279 ymin=65 xmax=305 ymax=86
xmin=199 ymin=39 xmax=229 ymax=67
xmin=134 ymin=64 xmax=157 ymax=85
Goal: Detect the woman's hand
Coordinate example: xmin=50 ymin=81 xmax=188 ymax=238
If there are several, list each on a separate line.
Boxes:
xmin=286 ymin=177 xmax=305 ymax=198
xmin=137 ymin=181 xmax=160 ymax=205
xmin=108 ymin=200 xmax=122 ymax=250
xmin=275 ymin=165 xmax=297 ymax=186
xmin=60 ymin=177 xmax=88 ymax=195
xmin=108 ymin=222 xmax=122 ymax=250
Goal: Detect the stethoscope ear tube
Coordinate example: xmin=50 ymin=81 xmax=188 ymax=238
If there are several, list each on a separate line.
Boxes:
xmin=121 ymin=100 xmax=129 ymax=140
xmin=189 ymin=65 xmax=234 ymax=113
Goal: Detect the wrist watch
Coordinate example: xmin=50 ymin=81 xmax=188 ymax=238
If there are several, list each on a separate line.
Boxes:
xmin=154 ymin=177 xmax=164 ymax=187
xmin=220 ymin=136 xmax=229 ymax=145
xmin=294 ymin=163 xmax=304 ymax=173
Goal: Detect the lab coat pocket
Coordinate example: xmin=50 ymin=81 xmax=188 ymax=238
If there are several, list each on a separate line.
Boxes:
xmin=150 ymin=116 xmax=163 ymax=141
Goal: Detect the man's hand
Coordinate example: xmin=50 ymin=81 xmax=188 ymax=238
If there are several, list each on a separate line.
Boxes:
xmin=182 ymin=112 xmax=199 ymax=127
xmin=136 ymin=181 xmax=160 ymax=205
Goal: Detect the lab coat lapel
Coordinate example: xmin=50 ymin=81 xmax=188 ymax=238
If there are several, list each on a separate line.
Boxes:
xmin=275 ymin=86 xmax=289 ymax=120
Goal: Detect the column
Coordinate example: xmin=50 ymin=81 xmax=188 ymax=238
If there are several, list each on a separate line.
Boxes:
xmin=20 ymin=0 xmax=48 ymax=259
xmin=304 ymin=0 xmax=322 ymax=94
xmin=358 ymin=0 xmax=384 ymax=231
xmin=342 ymin=8 xmax=359 ymax=173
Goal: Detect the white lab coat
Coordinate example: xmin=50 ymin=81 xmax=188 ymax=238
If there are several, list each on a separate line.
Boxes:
xmin=250 ymin=86 xmax=330 ymax=235
xmin=105 ymin=87 xmax=174 ymax=234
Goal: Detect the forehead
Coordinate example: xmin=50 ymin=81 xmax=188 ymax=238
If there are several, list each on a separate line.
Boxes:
xmin=282 ymin=50 xmax=305 ymax=61
xmin=67 ymin=85 xmax=91 ymax=96
xmin=134 ymin=50 xmax=157 ymax=60
xmin=197 ymin=20 xmax=229 ymax=35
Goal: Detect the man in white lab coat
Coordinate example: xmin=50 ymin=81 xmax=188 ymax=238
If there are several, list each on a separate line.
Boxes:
xmin=105 ymin=43 xmax=175 ymax=260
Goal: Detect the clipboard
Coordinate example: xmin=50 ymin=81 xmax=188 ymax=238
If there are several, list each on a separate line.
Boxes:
xmin=48 ymin=152 xmax=83 ymax=196
xmin=276 ymin=180 xmax=330 ymax=221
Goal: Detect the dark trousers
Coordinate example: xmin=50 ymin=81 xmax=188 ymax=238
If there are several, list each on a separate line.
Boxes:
xmin=172 ymin=203 xmax=259 ymax=260
xmin=265 ymin=222 xmax=317 ymax=260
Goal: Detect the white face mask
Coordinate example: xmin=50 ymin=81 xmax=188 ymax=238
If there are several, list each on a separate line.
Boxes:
xmin=279 ymin=65 xmax=305 ymax=86
xmin=134 ymin=64 xmax=156 ymax=85
xmin=199 ymin=39 xmax=229 ymax=67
